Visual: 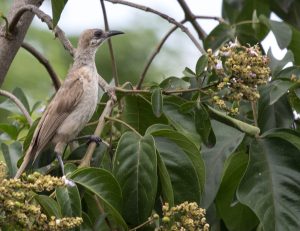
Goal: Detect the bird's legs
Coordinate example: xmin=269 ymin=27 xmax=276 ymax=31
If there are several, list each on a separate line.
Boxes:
xmin=69 ymin=135 xmax=102 ymax=145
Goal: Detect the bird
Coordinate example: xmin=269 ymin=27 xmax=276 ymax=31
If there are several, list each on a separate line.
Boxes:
xmin=15 ymin=28 xmax=123 ymax=179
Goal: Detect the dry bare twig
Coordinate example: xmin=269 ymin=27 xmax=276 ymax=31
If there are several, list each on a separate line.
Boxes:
xmin=21 ymin=42 xmax=61 ymax=91
xmin=104 ymin=0 xmax=205 ymax=54
xmin=8 ymin=5 xmax=75 ymax=57
xmin=100 ymin=0 xmax=120 ymax=87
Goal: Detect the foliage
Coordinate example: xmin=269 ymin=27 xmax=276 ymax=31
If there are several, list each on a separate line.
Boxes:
xmin=1 ymin=0 xmax=300 ymax=231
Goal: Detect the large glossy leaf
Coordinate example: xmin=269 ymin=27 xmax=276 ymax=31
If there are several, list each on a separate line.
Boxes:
xmin=1 ymin=142 xmax=22 ymax=177
xmin=268 ymin=49 xmax=294 ymax=77
xmin=159 ymin=76 xmax=190 ymax=90
xmin=149 ymin=129 xmax=205 ymax=204
xmin=260 ymin=15 xmax=292 ymax=49
xmin=258 ymin=85 xmax=294 ymax=133
xmin=237 ymin=138 xmax=300 ymax=231
xmin=122 ymin=95 xmax=167 ymax=135
xmin=56 ymin=185 xmax=81 ymax=217
xmin=201 ymin=120 xmax=245 ymax=208
xmin=113 ymin=132 xmax=157 ymax=226
xmin=69 ymin=168 xmax=127 ymax=230
xmin=288 ymin=26 xmax=300 ymax=65
xmin=216 ymin=152 xmax=258 ymax=231
xmin=269 ymin=79 xmax=295 ymax=105
xmin=195 ymin=103 xmax=216 ymax=147
xmin=51 ymin=0 xmax=68 ymax=27
xmin=204 ymin=23 xmax=235 ymax=51
xmin=163 ymin=102 xmax=201 ymax=148
xmin=35 ymin=195 xmax=62 ymax=218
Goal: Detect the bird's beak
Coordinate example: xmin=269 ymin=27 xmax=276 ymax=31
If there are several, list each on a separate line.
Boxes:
xmin=105 ymin=30 xmax=124 ymax=38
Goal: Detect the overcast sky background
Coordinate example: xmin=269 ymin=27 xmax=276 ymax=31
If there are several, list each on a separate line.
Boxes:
xmin=33 ymin=0 xmax=286 ymax=74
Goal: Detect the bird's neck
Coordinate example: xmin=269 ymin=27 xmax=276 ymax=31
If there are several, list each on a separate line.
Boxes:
xmin=73 ymin=48 xmax=97 ymax=69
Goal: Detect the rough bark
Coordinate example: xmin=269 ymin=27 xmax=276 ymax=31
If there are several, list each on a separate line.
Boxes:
xmin=0 ymin=0 xmax=44 ymax=86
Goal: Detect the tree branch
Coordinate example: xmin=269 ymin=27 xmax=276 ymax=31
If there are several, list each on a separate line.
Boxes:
xmin=104 ymin=0 xmax=205 ymax=54
xmin=21 ymin=42 xmax=61 ymax=91
xmin=79 ymin=99 xmax=115 ymax=167
xmin=105 ymin=116 xmax=141 ymax=137
xmin=137 ymin=20 xmax=186 ymax=89
xmin=0 ymin=89 xmax=32 ymax=126
xmin=177 ymin=0 xmax=206 ymax=40
xmin=8 ymin=5 xmax=75 ymax=57
xmin=100 ymin=0 xmax=119 ymax=87
xmin=0 ymin=0 xmax=44 ymax=87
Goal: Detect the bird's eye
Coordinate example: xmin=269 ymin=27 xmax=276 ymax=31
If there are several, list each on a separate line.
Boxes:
xmin=94 ymin=30 xmax=103 ymax=38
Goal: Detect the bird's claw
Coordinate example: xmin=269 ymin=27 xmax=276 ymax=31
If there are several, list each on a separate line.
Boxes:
xmin=87 ymin=135 xmax=102 ymax=146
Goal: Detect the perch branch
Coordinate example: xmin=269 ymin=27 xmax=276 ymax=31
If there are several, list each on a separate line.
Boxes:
xmin=21 ymin=42 xmax=61 ymax=91
xmin=100 ymin=0 xmax=119 ymax=87
xmin=104 ymin=0 xmax=205 ymax=54
xmin=8 ymin=5 xmax=75 ymax=57
xmin=0 ymin=89 xmax=32 ymax=125
xmin=177 ymin=0 xmax=206 ymax=40
xmin=79 ymin=99 xmax=115 ymax=167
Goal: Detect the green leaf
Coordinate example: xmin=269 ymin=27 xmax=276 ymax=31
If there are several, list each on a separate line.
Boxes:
xmin=204 ymin=23 xmax=235 ymax=51
xmin=194 ymin=103 xmax=216 ymax=147
xmin=113 ymin=132 xmax=157 ymax=225
xmin=196 ymin=55 xmax=208 ymax=76
xmin=163 ymin=102 xmax=201 ymax=148
xmin=216 ymin=152 xmax=258 ymax=231
xmin=201 ymin=120 xmax=245 ymax=208
xmin=262 ymin=128 xmax=300 ymax=150
xmin=56 ymin=185 xmax=81 ymax=217
xmin=70 ymin=167 xmax=127 ymax=230
xmin=269 ymin=79 xmax=295 ymax=105
xmin=237 ymin=138 xmax=300 ymax=231
xmin=1 ymin=142 xmax=22 ymax=177
xmin=258 ymin=85 xmax=294 ymax=133
xmin=51 ymin=0 xmax=68 ymax=27
xmin=0 ymin=123 xmax=18 ymax=139
xmin=207 ymin=106 xmax=260 ymax=136
xmin=259 ymin=15 xmax=292 ymax=49
xmin=267 ymin=49 xmax=294 ymax=77
xmin=80 ymin=212 xmax=93 ymax=231
xmin=183 ymin=67 xmax=196 ymax=77
xmin=157 ymin=152 xmax=174 ymax=207
xmin=150 ymin=129 xmax=205 ymax=204
xmin=288 ymin=26 xmax=300 ymax=65
xmin=159 ymin=77 xmax=190 ymax=90
xmin=122 ymin=95 xmax=168 ymax=135
xmin=35 ymin=195 xmax=62 ymax=218
xmin=0 ymin=88 xmax=30 ymax=114
xmin=151 ymin=88 xmax=163 ymax=117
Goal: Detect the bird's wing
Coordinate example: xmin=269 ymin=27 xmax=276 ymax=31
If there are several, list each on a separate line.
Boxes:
xmin=30 ymin=71 xmax=85 ymax=158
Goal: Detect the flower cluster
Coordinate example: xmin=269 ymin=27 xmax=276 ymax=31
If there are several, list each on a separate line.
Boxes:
xmin=0 ymin=164 xmax=82 ymax=230
xmin=157 ymin=202 xmax=209 ymax=231
xmin=207 ymin=41 xmax=270 ymax=113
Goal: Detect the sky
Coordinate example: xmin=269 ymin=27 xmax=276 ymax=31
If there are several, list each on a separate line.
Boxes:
xmin=33 ymin=0 xmax=286 ymax=75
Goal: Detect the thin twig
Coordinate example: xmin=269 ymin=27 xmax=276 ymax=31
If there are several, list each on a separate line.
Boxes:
xmin=21 ymin=42 xmax=61 ymax=91
xmin=100 ymin=0 xmax=119 ymax=87
xmin=194 ymin=15 xmax=225 ymax=23
xmin=251 ymin=101 xmax=258 ymax=128
xmin=116 ymin=86 xmax=203 ymax=95
xmin=137 ymin=20 xmax=185 ymax=89
xmin=94 ymin=195 xmax=115 ymax=231
xmin=8 ymin=5 xmax=75 ymax=57
xmin=129 ymin=217 xmax=156 ymax=231
xmin=177 ymin=0 xmax=206 ymax=40
xmin=79 ymin=99 xmax=115 ymax=167
xmin=105 ymin=116 xmax=141 ymax=137
xmin=104 ymin=0 xmax=205 ymax=54
xmin=0 ymin=89 xmax=32 ymax=125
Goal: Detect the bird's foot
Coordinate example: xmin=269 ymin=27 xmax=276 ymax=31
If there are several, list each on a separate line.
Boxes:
xmin=86 ymin=135 xmax=102 ymax=146
xmin=105 ymin=85 xmax=117 ymax=102
xmin=62 ymin=175 xmax=76 ymax=187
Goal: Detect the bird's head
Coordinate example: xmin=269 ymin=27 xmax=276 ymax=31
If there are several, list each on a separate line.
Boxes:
xmin=77 ymin=28 xmax=124 ymax=50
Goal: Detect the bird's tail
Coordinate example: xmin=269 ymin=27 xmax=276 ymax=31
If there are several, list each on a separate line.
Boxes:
xmin=14 ymin=145 xmax=36 ymax=179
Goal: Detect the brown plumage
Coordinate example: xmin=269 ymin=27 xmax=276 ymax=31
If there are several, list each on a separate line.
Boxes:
xmin=15 ymin=29 xmax=123 ymax=178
